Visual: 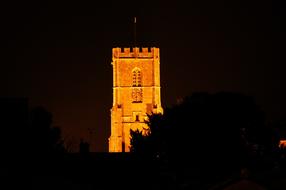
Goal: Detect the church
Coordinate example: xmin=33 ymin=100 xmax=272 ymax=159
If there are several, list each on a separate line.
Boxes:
xmin=109 ymin=47 xmax=163 ymax=152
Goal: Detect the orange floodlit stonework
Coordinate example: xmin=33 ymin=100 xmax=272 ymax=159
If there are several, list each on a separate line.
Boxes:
xmin=109 ymin=47 xmax=163 ymax=152
xmin=280 ymin=140 xmax=286 ymax=148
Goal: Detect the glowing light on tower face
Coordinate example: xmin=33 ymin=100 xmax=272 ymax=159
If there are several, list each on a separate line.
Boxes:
xmin=279 ymin=140 xmax=286 ymax=148
xmin=109 ymin=47 xmax=163 ymax=152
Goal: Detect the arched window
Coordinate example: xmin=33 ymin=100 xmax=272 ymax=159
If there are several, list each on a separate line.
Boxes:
xmin=132 ymin=68 xmax=141 ymax=87
xmin=132 ymin=68 xmax=142 ymax=103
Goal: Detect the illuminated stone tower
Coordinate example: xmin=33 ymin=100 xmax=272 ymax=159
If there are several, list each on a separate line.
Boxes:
xmin=109 ymin=47 xmax=163 ymax=152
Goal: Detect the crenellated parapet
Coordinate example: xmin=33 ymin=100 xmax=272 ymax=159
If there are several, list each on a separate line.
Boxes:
xmin=112 ymin=47 xmax=159 ymax=59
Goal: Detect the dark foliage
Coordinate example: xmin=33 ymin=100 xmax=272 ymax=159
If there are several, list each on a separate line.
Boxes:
xmin=29 ymin=106 xmax=66 ymax=157
xmin=130 ymin=92 xmax=279 ymax=188
xmin=0 ymin=98 xmax=29 ymax=169
xmin=79 ymin=139 xmax=90 ymax=155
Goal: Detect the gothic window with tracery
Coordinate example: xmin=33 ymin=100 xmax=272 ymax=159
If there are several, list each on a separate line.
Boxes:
xmin=132 ymin=68 xmax=142 ymax=103
xmin=132 ymin=68 xmax=141 ymax=87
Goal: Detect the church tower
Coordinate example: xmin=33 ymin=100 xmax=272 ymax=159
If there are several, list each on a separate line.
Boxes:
xmin=109 ymin=47 xmax=163 ymax=152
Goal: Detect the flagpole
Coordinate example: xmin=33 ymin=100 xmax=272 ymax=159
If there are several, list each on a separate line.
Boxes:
xmin=134 ymin=17 xmax=137 ymax=48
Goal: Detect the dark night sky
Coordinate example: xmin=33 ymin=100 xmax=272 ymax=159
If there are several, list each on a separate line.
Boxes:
xmin=0 ymin=0 xmax=284 ymax=151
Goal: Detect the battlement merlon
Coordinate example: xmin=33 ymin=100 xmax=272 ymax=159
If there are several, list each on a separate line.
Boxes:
xmin=112 ymin=47 xmax=159 ymax=59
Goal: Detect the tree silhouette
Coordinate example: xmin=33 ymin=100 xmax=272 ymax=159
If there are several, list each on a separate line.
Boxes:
xmin=130 ymin=92 xmax=278 ymax=188
xmin=0 ymin=98 xmax=29 ymax=172
xmin=29 ymin=106 xmax=65 ymax=157
xmin=64 ymin=136 xmax=78 ymax=153
xmin=79 ymin=138 xmax=90 ymax=155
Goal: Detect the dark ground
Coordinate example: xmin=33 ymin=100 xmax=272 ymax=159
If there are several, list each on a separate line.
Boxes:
xmin=1 ymin=152 xmax=283 ymax=190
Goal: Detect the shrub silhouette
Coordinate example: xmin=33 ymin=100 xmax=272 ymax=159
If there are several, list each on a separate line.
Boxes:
xmin=130 ymin=92 xmax=278 ymax=188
